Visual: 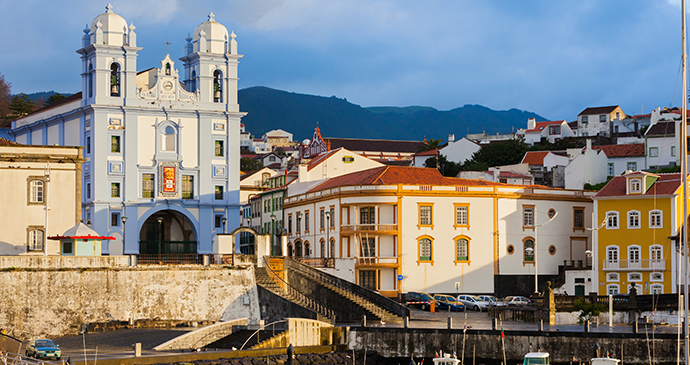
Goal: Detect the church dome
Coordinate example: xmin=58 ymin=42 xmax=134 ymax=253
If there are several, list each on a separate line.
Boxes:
xmin=193 ymin=12 xmax=229 ymax=54
xmin=90 ymin=4 xmax=128 ymax=46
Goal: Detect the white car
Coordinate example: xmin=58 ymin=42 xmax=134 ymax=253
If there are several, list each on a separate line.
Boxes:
xmin=504 ymin=296 xmax=531 ymax=306
xmin=478 ymin=295 xmax=507 ymax=307
xmin=456 ymin=295 xmax=490 ymax=311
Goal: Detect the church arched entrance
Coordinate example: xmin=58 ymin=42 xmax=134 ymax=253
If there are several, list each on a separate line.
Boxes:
xmin=139 ymin=210 xmax=196 ymax=254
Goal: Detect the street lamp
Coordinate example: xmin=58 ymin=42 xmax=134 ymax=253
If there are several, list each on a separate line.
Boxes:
xmin=121 ymin=216 xmax=128 ymax=251
xmin=325 ymin=211 xmax=331 ymax=258
xmin=533 ymin=211 xmax=558 ymax=295
xmin=157 ymin=216 xmax=163 ymax=255
xmin=222 ymin=217 xmax=227 ymax=234
xmin=271 ymin=214 xmax=276 ymax=256
xmin=246 ymin=217 xmax=251 ymax=228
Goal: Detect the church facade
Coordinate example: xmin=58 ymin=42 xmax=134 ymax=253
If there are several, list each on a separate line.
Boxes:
xmin=9 ymin=5 xmax=244 ymax=255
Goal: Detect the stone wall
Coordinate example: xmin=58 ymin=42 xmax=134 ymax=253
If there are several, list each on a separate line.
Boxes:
xmin=0 ymin=266 xmax=260 ymax=340
xmin=257 ymin=285 xmax=318 ymax=323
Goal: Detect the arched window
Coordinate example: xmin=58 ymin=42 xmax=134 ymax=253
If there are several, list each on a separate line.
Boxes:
xmin=28 ymin=228 xmax=44 ymax=251
xmin=418 ymin=236 xmax=433 ymax=263
xmin=606 ymin=211 xmax=619 ymax=229
xmin=287 ymin=242 xmax=293 ymax=257
xmin=606 ymin=284 xmax=620 ymax=295
xmin=628 ymin=245 xmax=641 ymax=267
xmin=330 ymin=238 xmax=335 ymax=258
xmin=88 ymin=63 xmax=94 ymax=98
xmin=455 ymin=237 xmax=469 ymax=263
xmin=523 ymin=238 xmax=535 ymax=263
xmin=28 ymin=179 xmax=45 ymax=204
xmin=165 ymin=63 xmax=171 ymax=76
xmin=213 ymin=70 xmax=223 ymax=103
xmin=606 ymin=245 xmax=619 ymax=269
xmin=110 ymin=63 xmax=120 ymax=96
xmin=304 ymin=241 xmax=310 ymax=257
xmin=161 ymin=125 xmax=176 ymax=152
xmin=320 ymin=239 xmax=325 ymax=258
xmin=295 ymin=241 xmax=302 ymax=258
xmin=190 ymin=70 xmax=197 ymax=92
xmin=651 ymin=245 xmax=663 ymax=269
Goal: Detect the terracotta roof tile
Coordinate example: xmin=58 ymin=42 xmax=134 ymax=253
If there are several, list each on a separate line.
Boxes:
xmin=306 ymin=148 xmax=342 ymax=171
xmin=0 ymin=137 xmax=21 ymax=146
xmin=592 ymin=144 xmax=644 ymax=157
xmin=414 ymin=148 xmax=441 ymax=156
xmin=595 ymin=173 xmax=682 ymax=198
xmin=525 ymin=120 xmax=565 ymax=133
xmin=521 ymin=151 xmax=549 ymax=165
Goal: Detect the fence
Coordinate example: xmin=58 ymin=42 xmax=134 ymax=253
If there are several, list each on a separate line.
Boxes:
xmin=291 ymin=257 xmax=335 ymax=268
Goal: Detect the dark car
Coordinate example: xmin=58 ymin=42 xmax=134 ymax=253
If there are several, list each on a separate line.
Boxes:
xmin=26 ymin=339 xmax=61 ymax=360
xmin=405 ymin=291 xmax=437 ymax=311
xmin=433 ymin=294 xmax=466 ymax=312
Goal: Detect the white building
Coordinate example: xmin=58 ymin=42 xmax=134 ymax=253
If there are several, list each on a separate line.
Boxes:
xmin=518 ymin=119 xmax=575 ymax=145
xmin=0 ymin=143 xmax=85 ymax=255
xmin=574 ymin=106 xmax=626 ymax=137
xmin=644 ymin=121 xmax=678 ymax=169
xmin=9 ymin=6 xmax=244 ymax=255
xmin=565 ymin=141 xmax=608 ymax=190
xmin=592 ymin=144 xmax=646 ymax=177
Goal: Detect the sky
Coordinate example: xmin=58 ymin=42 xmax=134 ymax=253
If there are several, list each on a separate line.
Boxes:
xmin=0 ymin=0 xmax=688 ymax=121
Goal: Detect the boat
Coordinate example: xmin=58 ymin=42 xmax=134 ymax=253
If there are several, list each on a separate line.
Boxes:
xmin=432 ymin=352 xmax=461 ymax=365
xmin=591 ymin=358 xmax=620 ymax=365
xmin=523 ymin=352 xmax=549 ymax=365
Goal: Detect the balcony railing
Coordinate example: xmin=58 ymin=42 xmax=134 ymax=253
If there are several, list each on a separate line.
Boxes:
xmin=291 ymin=257 xmax=335 ymax=268
xmin=602 ymin=259 xmax=665 ymax=271
xmin=341 ymin=224 xmax=398 ymax=233
xmin=355 ymin=256 xmax=398 ymax=265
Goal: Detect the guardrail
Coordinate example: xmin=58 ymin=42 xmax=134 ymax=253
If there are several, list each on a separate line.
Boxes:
xmin=292 ymin=257 xmax=334 ymax=268
xmin=602 ymin=259 xmax=665 ymax=271
xmin=285 ymin=257 xmax=410 ymax=318
xmin=153 ymin=318 xmax=248 ymax=351
xmin=341 ymin=224 xmax=398 ymax=233
xmin=263 ymin=256 xmax=334 ymax=319
xmin=137 ymin=254 xmax=203 ymax=265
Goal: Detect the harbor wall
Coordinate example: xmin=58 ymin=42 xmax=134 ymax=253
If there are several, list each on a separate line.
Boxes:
xmin=349 ymin=327 xmax=679 ymax=364
xmin=0 ymin=266 xmax=260 ymax=340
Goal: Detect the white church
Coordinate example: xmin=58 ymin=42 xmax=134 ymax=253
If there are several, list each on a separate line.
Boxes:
xmin=9 ymin=5 xmax=244 ymax=255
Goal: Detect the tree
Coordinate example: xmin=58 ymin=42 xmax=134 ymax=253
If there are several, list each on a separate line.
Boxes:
xmin=569 ymin=297 xmax=606 ymax=324
xmin=241 ymin=157 xmax=264 ymax=172
xmin=0 ymin=73 xmax=11 ymax=124
xmin=8 ymin=93 xmax=35 ymax=117
xmin=45 ymin=93 xmax=67 ymax=107
xmin=461 ymin=139 xmax=528 ymax=170
xmin=418 ymin=138 xmax=444 ymax=152
xmin=424 ymin=154 xmax=461 ymax=177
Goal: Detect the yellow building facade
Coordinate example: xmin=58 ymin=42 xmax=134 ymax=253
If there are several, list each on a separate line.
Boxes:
xmin=594 ymin=171 xmax=680 ymax=295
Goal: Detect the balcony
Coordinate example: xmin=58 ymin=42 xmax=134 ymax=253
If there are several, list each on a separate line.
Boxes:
xmin=355 ymin=256 xmax=398 ymax=266
xmin=602 ymin=259 xmax=665 ymax=271
xmin=341 ymin=224 xmax=398 ymax=234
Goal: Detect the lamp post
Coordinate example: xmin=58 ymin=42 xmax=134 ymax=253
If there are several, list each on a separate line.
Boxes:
xmin=121 ymin=216 xmax=128 ymax=251
xmin=271 ymin=214 xmax=276 ymax=256
xmin=325 ymin=211 xmax=331 ymax=258
xmin=222 ymin=217 xmax=227 ymax=234
xmin=157 ymin=216 xmax=163 ymax=255
xmin=532 ymin=211 xmax=558 ymax=295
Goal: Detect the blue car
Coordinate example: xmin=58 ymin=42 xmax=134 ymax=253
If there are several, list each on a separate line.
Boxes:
xmin=26 ymin=339 xmax=61 ymax=360
xmin=433 ymin=294 xmax=466 ymax=311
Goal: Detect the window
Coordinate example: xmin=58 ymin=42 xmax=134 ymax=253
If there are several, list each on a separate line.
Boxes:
xmin=86 ymin=136 xmax=91 ymax=154
xmin=456 ymin=238 xmax=469 ymax=262
xmin=607 ymin=246 xmax=619 ymax=263
xmin=215 ymin=140 xmax=224 ymax=157
xmin=651 ymin=245 xmax=663 ymax=262
xmin=320 ymin=209 xmax=325 ymax=230
xmin=320 ymin=239 xmax=326 ymax=258
xmin=330 ymin=239 xmax=335 ymax=258
xmin=651 ymin=272 xmax=663 ymax=282
xmin=28 ymin=228 xmax=44 ymax=251
xmin=419 ymin=204 xmax=433 ymax=226
xmin=523 ymin=238 xmax=534 ymax=263
xmin=672 ymin=146 xmax=677 ymax=156
xmin=649 ymin=147 xmax=658 ymax=157
xmin=361 ymin=237 xmax=376 ymax=257
xmin=189 ymin=70 xmax=196 ymax=92
xmin=215 ymin=185 xmax=224 ymax=200
xmin=162 ymin=126 xmax=175 ymax=152
xmin=599 ymin=114 xmax=606 ymax=123
xmin=581 ymin=116 xmax=588 ymax=123
xmin=628 ymin=272 xmax=642 ymax=282
xmin=418 ymin=237 xmax=432 ymax=262
xmin=111 ymin=212 xmax=121 ymax=227
xmin=329 ymin=207 xmax=335 ymax=228
xmin=360 ymin=207 xmax=375 ymax=225
xmin=650 ymin=210 xmax=662 ymax=228
xmin=455 ymin=204 xmax=469 ymax=227
xmin=548 ymin=125 xmax=560 ymax=135
xmin=288 ymin=215 xmax=293 ymax=234
xmin=627 ymin=162 xmax=637 ymax=171
xmin=28 ymin=179 xmax=45 ymax=204
xmin=63 ymin=241 xmax=73 ymax=255
xmin=607 ymin=284 xmax=620 ymax=295
xmin=86 ymin=182 xmax=91 ymax=199
xmin=607 ymin=163 xmax=614 ymax=176
xmin=182 ymin=175 xmax=194 ymax=199
xmin=628 ymin=246 xmax=640 ymax=263
xmin=507 ymin=244 xmax=514 ymax=255
xmin=110 ymin=63 xmax=120 ymax=96
xmin=606 ymin=211 xmax=619 ymax=229
xmin=573 ymin=207 xmax=584 ymax=230
xmin=606 ymin=273 xmax=619 ymax=282
xmin=213 ymin=70 xmax=223 ymax=103
xmin=627 ymin=211 xmax=640 ymax=229
xmin=215 ymin=214 xmax=223 ymax=228
xmin=111 ymin=135 xmax=121 ymax=153
xmin=629 ymin=178 xmax=641 ymax=193
xmin=523 ymin=206 xmax=534 ymax=228
xmin=651 ymin=284 xmax=663 ymax=294
xmin=142 ymin=174 xmax=154 ymax=198
xmin=111 ymin=182 xmax=120 ymax=198
xmin=88 ymin=63 xmax=94 ymax=98
xmin=304 ymin=211 xmax=310 ymax=232
xmin=296 ymin=214 xmax=302 ymax=234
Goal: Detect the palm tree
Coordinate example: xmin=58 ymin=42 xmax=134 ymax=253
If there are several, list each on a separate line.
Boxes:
xmin=419 ymin=138 xmax=443 ymax=152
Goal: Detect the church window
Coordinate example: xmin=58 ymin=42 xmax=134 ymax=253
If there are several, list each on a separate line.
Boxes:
xmin=189 ymin=70 xmax=196 ymax=92
xmin=215 ymin=140 xmax=224 ymax=157
xmin=142 ymin=174 xmax=154 ymax=198
xmin=215 ymin=185 xmax=224 ymax=200
xmin=213 ymin=70 xmax=223 ymax=103
xmin=88 ymin=63 xmax=94 ymax=98
xmin=161 ymin=125 xmax=176 ymax=152
xmin=110 ymin=63 xmax=120 ymax=96
xmin=111 ymin=182 xmax=121 ymax=198
xmin=111 ymin=136 xmax=121 ymax=153
xmin=182 ymin=175 xmax=194 ymax=199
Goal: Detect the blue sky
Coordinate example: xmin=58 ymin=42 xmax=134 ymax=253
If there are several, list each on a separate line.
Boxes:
xmin=0 ymin=0 xmax=687 ymax=121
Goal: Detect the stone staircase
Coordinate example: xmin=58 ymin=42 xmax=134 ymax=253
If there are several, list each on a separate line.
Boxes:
xmin=320 ymin=280 xmax=402 ymax=323
xmin=255 ymin=266 xmax=330 ymax=321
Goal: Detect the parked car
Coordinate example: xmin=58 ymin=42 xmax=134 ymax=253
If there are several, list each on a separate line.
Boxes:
xmin=405 ymin=292 xmax=437 ymax=311
xmin=433 ymin=294 xmax=466 ymax=312
xmin=478 ymin=295 xmax=507 ymax=307
xmin=504 ymin=296 xmax=531 ymax=306
xmin=456 ymin=295 xmax=490 ymax=311
xmin=26 ymin=339 xmax=61 ymax=360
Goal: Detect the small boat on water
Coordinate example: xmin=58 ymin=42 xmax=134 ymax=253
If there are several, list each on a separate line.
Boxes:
xmin=523 ymin=352 xmax=550 ymax=365
xmin=432 ymin=352 xmax=461 ymax=365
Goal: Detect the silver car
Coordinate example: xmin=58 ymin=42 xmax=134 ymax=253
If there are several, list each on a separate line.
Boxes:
xmin=456 ymin=295 xmax=490 ymax=311
xmin=478 ymin=295 xmax=506 ymax=307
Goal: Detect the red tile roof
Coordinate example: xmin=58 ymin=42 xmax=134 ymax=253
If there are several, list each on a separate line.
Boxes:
xmin=592 ymin=143 xmax=644 ymax=158
xmin=306 ymin=148 xmax=343 ymax=171
xmin=308 ymin=166 xmax=500 ymax=193
xmin=521 ymin=151 xmax=550 ymax=165
xmin=595 ymin=173 xmax=682 ymax=198
xmin=414 ymin=148 xmax=441 ymax=156
xmin=525 ymin=121 xmax=565 ymax=133
xmin=498 ymin=171 xmax=532 ymax=178
xmin=0 ymin=138 xmax=21 ymax=146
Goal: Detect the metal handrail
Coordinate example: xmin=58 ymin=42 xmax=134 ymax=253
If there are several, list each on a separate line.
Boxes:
xmin=263 ymin=256 xmax=334 ymax=319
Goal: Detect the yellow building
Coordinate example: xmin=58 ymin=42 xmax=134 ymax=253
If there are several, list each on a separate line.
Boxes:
xmin=593 ymin=171 xmax=680 ymax=295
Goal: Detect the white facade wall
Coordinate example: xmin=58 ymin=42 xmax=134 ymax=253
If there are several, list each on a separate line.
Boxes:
xmin=542 ymin=153 xmax=569 ymax=171
xmin=441 ymin=138 xmax=480 ymax=165
xmin=606 ymin=156 xmax=647 ymax=177
xmin=645 ymin=136 xmax=677 ymax=168
xmin=565 ymin=149 xmax=608 ymax=189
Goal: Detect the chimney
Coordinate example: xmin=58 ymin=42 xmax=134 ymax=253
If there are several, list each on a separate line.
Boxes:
xmin=448 ymin=134 xmax=455 ymax=143
xmin=528 ymin=118 xmax=536 ymax=130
